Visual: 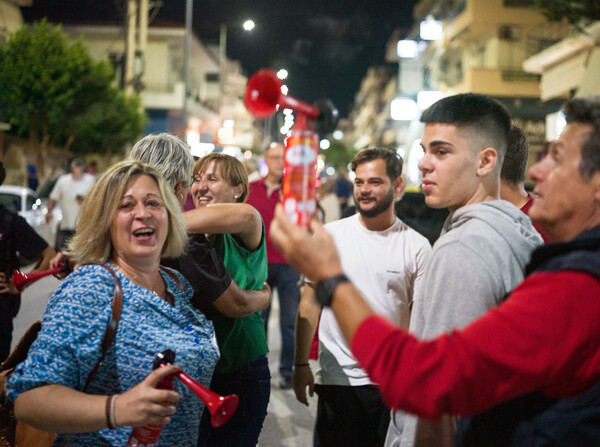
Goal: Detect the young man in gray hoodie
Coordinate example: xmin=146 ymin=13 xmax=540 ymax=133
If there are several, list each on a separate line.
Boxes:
xmin=386 ymin=93 xmax=544 ymax=447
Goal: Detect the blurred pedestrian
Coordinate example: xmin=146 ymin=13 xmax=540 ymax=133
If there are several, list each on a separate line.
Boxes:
xmin=45 ymin=158 xmax=95 ymax=250
xmin=500 ymin=125 xmax=550 ymax=242
xmin=247 ymin=142 xmax=301 ymax=390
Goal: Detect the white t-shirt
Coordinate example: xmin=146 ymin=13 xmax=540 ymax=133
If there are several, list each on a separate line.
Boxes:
xmin=316 ymin=213 xmax=431 ymax=386
xmin=50 ymin=172 xmax=96 ymax=229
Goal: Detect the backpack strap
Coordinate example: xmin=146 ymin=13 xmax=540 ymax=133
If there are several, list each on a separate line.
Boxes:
xmin=83 ymin=264 xmax=123 ymax=392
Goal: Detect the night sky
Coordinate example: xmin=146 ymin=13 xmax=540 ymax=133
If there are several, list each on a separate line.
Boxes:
xmin=22 ymin=0 xmax=418 ymax=117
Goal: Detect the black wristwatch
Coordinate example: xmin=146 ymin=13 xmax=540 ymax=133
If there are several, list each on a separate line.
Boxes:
xmin=315 ymin=273 xmax=350 ymax=307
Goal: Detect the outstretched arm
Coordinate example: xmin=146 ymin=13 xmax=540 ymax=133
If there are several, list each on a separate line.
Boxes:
xmin=184 ymin=203 xmax=263 ymax=250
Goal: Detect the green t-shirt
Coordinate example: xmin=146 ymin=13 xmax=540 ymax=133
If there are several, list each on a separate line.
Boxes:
xmin=208 ymin=225 xmax=269 ymax=374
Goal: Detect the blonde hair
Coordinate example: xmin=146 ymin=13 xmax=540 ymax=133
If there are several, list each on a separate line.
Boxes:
xmin=69 ymin=160 xmax=188 ymax=265
xmin=193 ymin=153 xmax=249 ymax=203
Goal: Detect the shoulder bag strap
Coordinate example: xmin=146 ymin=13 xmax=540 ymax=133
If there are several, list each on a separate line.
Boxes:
xmin=159 ymin=266 xmax=185 ymax=292
xmin=83 ymin=264 xmax=123 ymax=392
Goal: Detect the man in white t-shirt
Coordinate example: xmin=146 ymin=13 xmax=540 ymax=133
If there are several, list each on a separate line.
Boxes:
xmin=293 ymin=147 xmax=432 ymax=446
xmin=45 ymin=158 xmax=96 ymax=249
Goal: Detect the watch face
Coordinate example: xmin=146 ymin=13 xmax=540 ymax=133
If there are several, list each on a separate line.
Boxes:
xmin=316 ymin=274 xmax=348 ymax=307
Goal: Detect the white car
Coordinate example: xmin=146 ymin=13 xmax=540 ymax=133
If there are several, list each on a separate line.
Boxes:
xmin=0 ymin=185 xmax=62 ymax=248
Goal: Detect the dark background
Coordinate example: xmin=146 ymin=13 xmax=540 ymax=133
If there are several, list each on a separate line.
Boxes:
xmin=22 ymin=0 xmax=418 ymax=117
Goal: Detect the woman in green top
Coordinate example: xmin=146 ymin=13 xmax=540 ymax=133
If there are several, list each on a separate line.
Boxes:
xmin=185 ymin=153 xmax=269 ymax=447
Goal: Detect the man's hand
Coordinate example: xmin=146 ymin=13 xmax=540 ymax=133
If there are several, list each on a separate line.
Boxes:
xmin=0 ymin=271 xmax=19 ymax=294
xmin=292 ymin=365 xmax=315 ymax=406
xmin=269 ymin=204 xmax=343 ymax=282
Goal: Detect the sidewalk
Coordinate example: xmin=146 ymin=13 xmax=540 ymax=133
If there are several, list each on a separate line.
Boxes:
xmin=258 ymin=291 xmax=317 ymax=447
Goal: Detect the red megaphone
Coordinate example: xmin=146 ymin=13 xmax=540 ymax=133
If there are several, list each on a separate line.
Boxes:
xmin=156 ymin=350 xmax=238 ymax=428
xmin=12 ymin=262 xmax=69 ymax=292
xmin=244 ymin=69 xmax=320 ymax=120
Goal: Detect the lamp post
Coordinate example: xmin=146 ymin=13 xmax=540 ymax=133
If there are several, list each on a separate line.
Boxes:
xmin=219 ymin=20 xmax=255 ymax=120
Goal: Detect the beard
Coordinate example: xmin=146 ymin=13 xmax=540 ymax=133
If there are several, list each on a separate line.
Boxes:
xmin=355 ymin=187 xmax=395 ymax=218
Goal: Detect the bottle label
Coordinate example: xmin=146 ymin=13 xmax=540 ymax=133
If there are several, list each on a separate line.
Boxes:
xmin=282 ymin=131 xmax=318 ymax=227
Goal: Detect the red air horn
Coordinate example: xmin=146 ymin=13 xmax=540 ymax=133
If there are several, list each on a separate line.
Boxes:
xmin=12 ymin=262 xmax=69 ymax=292
xmin=244 ymin=69 xmax=338 ymax=226
xmin=159 ymin=349 xmax=238 ymax=428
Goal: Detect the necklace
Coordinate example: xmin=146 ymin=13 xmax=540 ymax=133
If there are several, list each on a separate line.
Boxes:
xmin=114 ymin=265 xmax=163 ymax=298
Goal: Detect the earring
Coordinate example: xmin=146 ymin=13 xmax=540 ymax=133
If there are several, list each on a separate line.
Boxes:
xmin=234 ymin=194 xmax=238 ymax=199
xmin=178 ymin=193 xmax=184 ymax=200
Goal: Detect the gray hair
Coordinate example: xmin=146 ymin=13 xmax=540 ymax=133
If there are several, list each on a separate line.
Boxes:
xmin=129 ymin=133 xmax=194 ymax=189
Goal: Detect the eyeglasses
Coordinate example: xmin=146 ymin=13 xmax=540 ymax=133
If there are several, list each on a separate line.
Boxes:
xmin=189 ymin=176 xmax=200 ymax=187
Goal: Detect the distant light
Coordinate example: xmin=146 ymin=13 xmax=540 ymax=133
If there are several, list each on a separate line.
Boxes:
xmin=244 ymin=150 xmax=253 ymax=159
xmin=217 ymin=127 xmax=234 ymax=140
xmin=277 ymin=69 xmax=288 ymax=80
xmin=417 ymin=91 xmax=444 ymax=110
xmin=332 ymin=130 xmax=344 ymax=140
xmin=397 ymin=40 xmax=419 ymax=59
xmin=316 ymin=156 xmax=325 ymax=172
xmin=546 ymin=111 xmax=566 ymax=141
xmin=190 ymin=142 xmax=215 ymax=158
xmin=222 ymin=146 xmax=242 ymax=158
xmin=320 ymin=139 xmax=331 ymax=150
xmin=243 ymin=20 xmax=255 ymax=31
xmin=223 ymin=119 xmax=235 ymax=128
xmin=397 ymin=147 xmax=406 ymax=159
xmin=280 ymin=85 xmax=288 ymax=95
xmin=391 ymin=98 xmax=419 ymax=121
xmin=420 ymin=16 xmax=443 ymax=40
xmin=283 ymin=108 xmax=293 ymax=115
xmin=186 ymin=129 xmax=200 ymax=145
xmin=326 ymin=166 xmax=335 ymax=176
xmin=407 ymin=139 xmax=423 ymax=186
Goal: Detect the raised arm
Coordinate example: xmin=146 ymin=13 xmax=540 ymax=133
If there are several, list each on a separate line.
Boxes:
xmin=184 ymin=203 xmax=263 ymax=250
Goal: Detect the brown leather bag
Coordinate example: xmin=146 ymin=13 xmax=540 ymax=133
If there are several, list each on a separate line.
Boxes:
xmin=0 ymin=265 xmax=123 ymax=447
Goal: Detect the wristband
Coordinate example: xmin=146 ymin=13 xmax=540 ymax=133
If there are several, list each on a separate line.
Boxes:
xmin=294 ymin=363 xmax=309 ymax=367
xmin=105 ymin=395 xmax=115 ymax=429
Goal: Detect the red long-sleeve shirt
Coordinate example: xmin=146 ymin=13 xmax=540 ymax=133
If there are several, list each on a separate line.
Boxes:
xmin=352 ymin=270 xmax=600 ymax=420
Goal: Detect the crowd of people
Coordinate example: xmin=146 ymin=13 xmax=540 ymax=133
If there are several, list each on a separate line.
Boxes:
xmin=1 ymin=94 xmax=599 ymax=447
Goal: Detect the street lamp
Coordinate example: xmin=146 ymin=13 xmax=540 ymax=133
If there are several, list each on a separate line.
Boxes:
xmin=219 ymin=20 xmax=255 ymax=117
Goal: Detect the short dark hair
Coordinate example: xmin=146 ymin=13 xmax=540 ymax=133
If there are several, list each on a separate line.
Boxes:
xmin=351 ymin=147 xmax=402 ymax=180
xmin=562 ymin=97 xmax=600 ymax=180
xmin=0 ymin=162 xmax=5 ymax=186
xmin=420 ymin=93 xmax=511 ymax=162
xmin=501 ymin=125 xmax=529 ymax=184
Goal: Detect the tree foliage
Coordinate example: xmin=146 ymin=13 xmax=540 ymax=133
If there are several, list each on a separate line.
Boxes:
xmin=0 ymin=20 xmax=145 ymax=173
xmin=533 ymin=0 xmax=600 ymax=27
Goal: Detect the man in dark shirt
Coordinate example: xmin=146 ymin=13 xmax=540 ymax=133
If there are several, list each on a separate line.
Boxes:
xmin=0 ymin=161 xmax=55 ymax=363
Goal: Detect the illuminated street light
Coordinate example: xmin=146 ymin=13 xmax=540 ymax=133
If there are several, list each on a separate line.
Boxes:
xmin=397 ymin=40 xmax=419 ymax=59
xmin=391 ymin=98 xmax=419 ymax=121
xmin=277 ymin=69 xmax=288 ymax=80
xmin=420 ymin=15 xmax=443 ymax=40
xmin=320 ymin=139 xmax=331 ymax=150
xmin=332 ymin=130 xmax=344 ymax=140
xmin=243 ymin=20 xmax=255 ymax=31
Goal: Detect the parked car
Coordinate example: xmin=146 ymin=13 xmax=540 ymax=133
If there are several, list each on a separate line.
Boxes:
xmin=0 ymin=185 xmax=62 ymax=248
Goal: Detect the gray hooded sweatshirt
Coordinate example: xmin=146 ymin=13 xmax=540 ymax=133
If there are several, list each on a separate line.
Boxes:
xmin=387 ymin=200 xmax=544 ymax=447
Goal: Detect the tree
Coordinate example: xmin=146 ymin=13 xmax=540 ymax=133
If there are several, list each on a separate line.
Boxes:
xmin=533 ymin=0 xmax=600 ymax=28
xmin=0 ymin=20 xmax=145 ymax=176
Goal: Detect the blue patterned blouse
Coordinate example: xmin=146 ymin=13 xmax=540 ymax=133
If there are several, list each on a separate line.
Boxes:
xmin=6 ymin=263 xmax=219 ymax=446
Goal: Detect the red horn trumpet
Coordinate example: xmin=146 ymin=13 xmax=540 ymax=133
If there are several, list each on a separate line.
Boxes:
xmin=244 ymin=69 xmax=338 ymax=227
xmin=12 ymin=262 xmax=69 ymax=292
xmin=158 ymin=349 xmax=238 ymax=428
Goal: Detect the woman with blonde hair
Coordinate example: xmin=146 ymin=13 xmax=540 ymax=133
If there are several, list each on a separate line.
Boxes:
xmin=6 ymin=160 xmax=219 ymax=446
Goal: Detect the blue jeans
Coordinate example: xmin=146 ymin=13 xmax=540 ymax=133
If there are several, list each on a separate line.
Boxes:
xmin=197 ymin=356 xmax=271 ymax=447
xmin=261 ymin=263 xmax=301 ymax=378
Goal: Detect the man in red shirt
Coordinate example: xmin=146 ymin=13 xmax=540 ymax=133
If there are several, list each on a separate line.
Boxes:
xmin=247 ymin=142 xmax=301 ymax=389
xmin=270 ymin=96 xmax=600 ymax=446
